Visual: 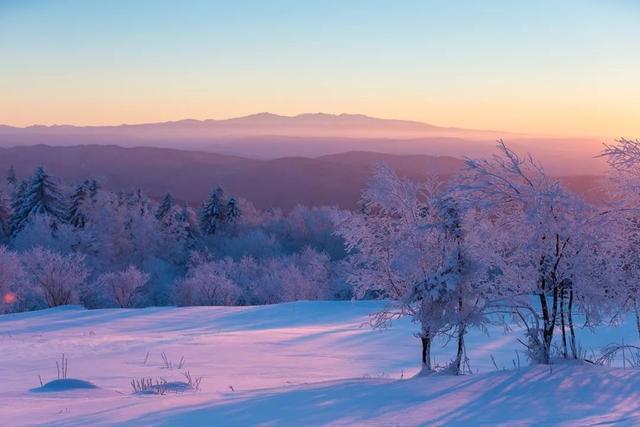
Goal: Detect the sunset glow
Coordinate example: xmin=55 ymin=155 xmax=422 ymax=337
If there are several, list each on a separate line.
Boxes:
xmin=4 ymin=3 xmax=640 ymax=425
xmin=1 ymin=0 xmax=638 ymax=136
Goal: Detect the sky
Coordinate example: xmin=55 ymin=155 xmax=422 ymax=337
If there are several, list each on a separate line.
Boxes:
xmin=0 ymin=0 xmax=638 ymax=137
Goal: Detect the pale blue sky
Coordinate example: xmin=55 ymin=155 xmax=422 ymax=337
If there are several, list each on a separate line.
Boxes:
xmin=0 ymin=0 xmax=638 ymax=136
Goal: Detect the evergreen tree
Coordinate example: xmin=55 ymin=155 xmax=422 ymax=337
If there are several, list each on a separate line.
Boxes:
xmin=225 ymin=197 xmax=241 ymax=224
xmin=69 ymin=181 xmax=89 ymax=228
xmin=0 ymin=188 xmax=11 ymax=239
xmin=199 ymin=186 xmax=225 ymax=235
xmin=180 ymin=205 xmax=198 ymax=243
xmin=128 ymin=188 xmax=150 ymax=216
xmin=156 ymin=193 xmax=174 ymax=220
xmin=88 ymin=179 xmax=99 ymax=201
xmin=9 ymin=180 xmax=27 ymax=235
xmin=11 ymin=167 xmax=68 ymax=235
xmin=6 ymin=165 xmax=17 ymax=186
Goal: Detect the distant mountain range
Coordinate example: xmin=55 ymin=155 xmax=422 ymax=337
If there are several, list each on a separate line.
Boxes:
xmin=0 ymin=113 xmax=608 ymax=175
xmin=0 ymin=145 xmax=605 ymax=210
xmin=0 ymin=112 xmax=520 ymax=139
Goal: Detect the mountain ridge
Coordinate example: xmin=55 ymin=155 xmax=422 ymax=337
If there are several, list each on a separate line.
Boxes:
xmin=0 ymin=112 xmax=491 ymax=134
xmin=0 ymin=113 xmax=607 ymax=176
xmin=0 ymin=144 xmax=605 ymax=209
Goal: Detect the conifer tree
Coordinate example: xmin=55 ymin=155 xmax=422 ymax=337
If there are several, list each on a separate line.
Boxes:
xmin=199 ymin=186 xmax=225 ymax=235
xmin=11 ymin=167 xmax=68 ymax=235
xmin=129 ymin=188 xmax=150 ymax=216
xmin=225 ymin=197 xmax=241 ymax=224
xmin=9 ymin=180 xmax=27 ymax=235
xmin=88 ymin=179 xmax=99 ymax=201
xmin=6 ymin=165 xmax=17 ymax=187
xmin=156 ymin=193 xmax=174 ymax=220
xmin=69 ymin=181 xmax=89 ymax=228
xmin=0 ymin=188 xmax=11 ymax=239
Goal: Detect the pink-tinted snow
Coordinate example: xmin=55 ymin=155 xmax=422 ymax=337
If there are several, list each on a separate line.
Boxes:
xmin=0 ymin=301 xmax=639 ymax=426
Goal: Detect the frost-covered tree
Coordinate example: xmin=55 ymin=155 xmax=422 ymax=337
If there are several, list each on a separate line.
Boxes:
xmin=11 ymin=167 xmax=68 ymax=235
xmin=336 ymin=165 xmax=491 ymax=373
xmin=419 ymin=193 xmax=495 ymax=374
xmin=600 ymin=137 xmax=640 ymax=337
xmin=155 ymin=193 xmax=174 ymax=221
xmin=6 ymin=165 xmax=17 ymax=187
xmin=0 ymin=188 xmax=11 ymax=240
xmin=200 ymin=187 xmax=225 ymax=235
xmin=226 ymin=197 xmax=241 ymax=224
xmin=157 ymin=204 xmax=195 ymax=263
xmin=268 ymin=205 xmax=346 ymax=260
xmin=288 ymin=247 xmax=331 ymax=300
xmin=21 ymin=247 xmax=87 ymax=307
xmin=179 ymin=205 xmax=199 ymax=242
xmin=11 ymin=215 xmax=78 ymax=253
xmin=83 ymin=190 xmax=161 ymax=270
xmin=335 ymin=165 xmax=439 ymax=371
xmin=88 ymin=179 xmax=99 ymax=200
xmin=601 ymin=138 xmax=640 ymax=172
xmin=127 ymin=188 xmax=151 ymax=217
xmin=69 ymin=181 xmax=90 ymax=228
xmin=176 ymin=258 xmax=241 ymax=306
xmin=96 ymin=266 xmax=149 ymax=308
xmin=9 ymin=180 xmax=26 ymax=235
xmin=462 ymin=141 xmax=599 ymax=363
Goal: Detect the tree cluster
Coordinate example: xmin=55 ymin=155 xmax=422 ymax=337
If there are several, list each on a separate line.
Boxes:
xmin=0 ymin=167 xmax=348 ymax=313
xmin=336 ymin=140 xmax=640 ymax=372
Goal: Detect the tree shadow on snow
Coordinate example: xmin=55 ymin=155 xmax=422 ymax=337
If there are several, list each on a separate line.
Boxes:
xmin=106 ymin=364 xmax=640 ymax=426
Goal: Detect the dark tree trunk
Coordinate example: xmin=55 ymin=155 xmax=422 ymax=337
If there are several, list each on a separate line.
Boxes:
xmin=560 ymin=288 xmax=568 ymax=359
xmin=538 ymin=289 xmax=558 ymax=364
xmin=421 ymin=334 xmax=432 ymax=372
xmin=634 ymin=298 xmax=640 ymax=340
xmin=539 ymin=293 xmax=552 ymax=364
xmin=538 ymin=250 xmax=552 ymax=364
xmin=568 ymin=289 xmax=577 ymax=359
xmin=453 ymin=323 xmax=466 ymax=375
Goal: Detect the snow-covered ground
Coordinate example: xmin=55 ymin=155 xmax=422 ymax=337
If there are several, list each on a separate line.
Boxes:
xmin=1 ymin=301 xmax=639 ymax=426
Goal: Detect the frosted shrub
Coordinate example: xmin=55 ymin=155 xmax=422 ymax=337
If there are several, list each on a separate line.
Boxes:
xmin=22 ymin=247 xmax=87 ymax=307
xmin=176 ymin=260 xmax=241 ymax=306
xmin=96 ymin=266 xmax=149 ymax=308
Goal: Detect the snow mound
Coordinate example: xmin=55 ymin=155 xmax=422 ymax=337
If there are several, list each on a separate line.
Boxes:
xmin=31 ymin=378 xmax=98 ymax=393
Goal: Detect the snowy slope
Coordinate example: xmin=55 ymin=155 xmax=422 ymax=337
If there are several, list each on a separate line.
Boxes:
xmin=0 ymin=301 xmax=639 ymax=426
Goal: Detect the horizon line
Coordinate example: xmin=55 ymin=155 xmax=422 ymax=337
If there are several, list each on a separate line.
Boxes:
xmin=0 ymin=111 xmax=609 ymax=140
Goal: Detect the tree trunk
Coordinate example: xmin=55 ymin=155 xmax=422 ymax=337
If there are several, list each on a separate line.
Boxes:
xmin=538 ymin=249 xmax=554 ymax=365
xmin=560 ymin=288 xmax=568 ymax=359
xmin=453 ymin=323 xmax=466 ymax=375
xmin=421 ymin=334 xmax=432 ymax=372
xmin=568 ymin=288 xmax=577 ymax=359
xmin=539 ymin=292 xmax=553 ymax=364
xmin=634 ymin=299 xmax=640 ymax=340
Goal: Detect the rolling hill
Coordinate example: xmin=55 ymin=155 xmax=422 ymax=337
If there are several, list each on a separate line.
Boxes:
xmin=0 ymin=145 xmax=605 ymax=209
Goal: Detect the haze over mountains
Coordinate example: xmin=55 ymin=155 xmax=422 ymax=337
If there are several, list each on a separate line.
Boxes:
xmin=0 ymin=145 xmax=604 ymax=210
xmin=0 ymin=145 xmax=463 ymax=209
xmin=0 ymin=113 xmax=608 ymax=175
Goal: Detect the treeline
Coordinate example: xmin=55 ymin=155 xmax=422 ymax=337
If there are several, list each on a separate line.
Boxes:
xmin=0 ymin=166 xmax=349 ymax=312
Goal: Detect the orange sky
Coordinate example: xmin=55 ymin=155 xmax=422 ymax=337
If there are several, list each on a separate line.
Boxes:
xmin=1 ymin=1 xmax=638 ymax=138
